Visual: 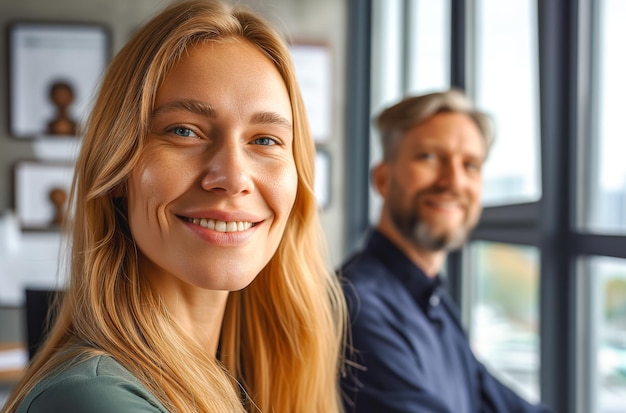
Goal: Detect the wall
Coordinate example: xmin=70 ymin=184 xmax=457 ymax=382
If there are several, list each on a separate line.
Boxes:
xmin=0 ymin=0 xmax=347 ymax=342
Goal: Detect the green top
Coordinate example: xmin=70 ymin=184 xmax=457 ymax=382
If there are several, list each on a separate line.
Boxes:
xmin=16 ymin=355 xmax=169 ymax=413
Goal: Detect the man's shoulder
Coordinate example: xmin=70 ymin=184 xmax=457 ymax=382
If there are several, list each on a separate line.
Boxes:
xmin=339 ymin=248 xmax=411 ymax=319
xmin=339 ymin=249 xmax=391 ymax=296
xmin=18 ymin=355 xmax=167 ymax=412
xmin=339 ymin=247 xmax=386 ymax=279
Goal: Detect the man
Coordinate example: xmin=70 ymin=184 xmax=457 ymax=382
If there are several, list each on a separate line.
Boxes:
xmin=340 ymin=89 xmax=552 ymax=413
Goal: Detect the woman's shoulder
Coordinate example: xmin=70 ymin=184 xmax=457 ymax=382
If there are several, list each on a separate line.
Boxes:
xmin=17 ymin=355 xmax=169 ymax=413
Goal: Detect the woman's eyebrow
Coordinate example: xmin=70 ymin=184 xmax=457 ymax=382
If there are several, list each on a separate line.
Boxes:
xmin=151 ymin=99 xmax=217 ymax=119
xmin=250 ymin=111 xmax=292 ymax=130
xmin=152 ymin=100 xmax=292 ymax=132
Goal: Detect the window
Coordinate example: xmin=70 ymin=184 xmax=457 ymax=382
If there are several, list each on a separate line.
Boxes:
xmin=406 ymin=0 xmax=450 ymax=95
xmin=586 ymin=0 xmax=626 ymax=234
xmin=582 ymin=257 xmax=626 ymax=413
xmin=578 ymin=1 xmax=626 ymax=411
xmin=474 ymin=0 xmax=540 ymax=206
xmin=468 ymin=241 xmax=541 ymax=402
xmin=468 ymin=0 xmax=542 ymax=402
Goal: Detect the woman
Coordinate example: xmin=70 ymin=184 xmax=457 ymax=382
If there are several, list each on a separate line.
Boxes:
xmin=3 ymin=0 xmax=346 ymax=412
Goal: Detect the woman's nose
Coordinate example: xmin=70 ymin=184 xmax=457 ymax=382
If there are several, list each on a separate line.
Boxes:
xmin=200 ymin=142 xmax=253 ymax=195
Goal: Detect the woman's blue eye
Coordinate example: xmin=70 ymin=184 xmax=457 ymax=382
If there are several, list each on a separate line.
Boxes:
xmin=171 ymin=127 xmax=196 ymax=137
xmin=253 ymin=136 xmax=277 ymax=146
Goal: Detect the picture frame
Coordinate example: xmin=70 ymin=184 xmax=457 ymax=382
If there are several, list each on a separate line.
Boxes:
xmin=315 ymin=147 xmax=331 ymax=210
xmin=7 ymin=22 xmax=110 ymax=139
xmin=13 ymin=161 xmax=74 ymax=231
xmin=289 ymin=42 xmax=332 ymax=143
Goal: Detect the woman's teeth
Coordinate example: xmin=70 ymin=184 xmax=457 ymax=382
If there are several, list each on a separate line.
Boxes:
xmin=185 ymin=217 xmax=253 ymax=232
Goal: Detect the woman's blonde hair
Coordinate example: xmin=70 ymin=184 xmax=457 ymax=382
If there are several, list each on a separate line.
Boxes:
xmin=3 ymin=1 xmax=346 ymax=412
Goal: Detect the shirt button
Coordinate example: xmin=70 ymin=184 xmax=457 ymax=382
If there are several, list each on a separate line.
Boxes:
xmin=429 ymin=294 xmax=440 ymax=307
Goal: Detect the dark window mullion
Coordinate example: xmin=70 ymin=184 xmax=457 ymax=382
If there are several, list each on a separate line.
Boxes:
xmin=446 ymin=0 xmax=468 ymax=307
xmin=479 ymin=201 xmax=540 ymax=224
xmin=471 ymin=226 xmax=540 ymax=247
xmin=573 ymin=233 xmax=626 ymax=260
xmin=449 ymin=0 xmax=467 ymax=89
xmin=537 ymin=0 xmax=580 ymax=411
xmin=344 ymin=0 xmax=373 ymax=255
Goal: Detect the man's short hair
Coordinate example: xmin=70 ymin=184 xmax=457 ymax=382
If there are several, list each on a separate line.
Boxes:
xmin=374 ymin=88 xmax=494 ymax=161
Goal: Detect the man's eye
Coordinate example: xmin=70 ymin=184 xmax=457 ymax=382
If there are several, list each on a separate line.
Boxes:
xmin=252 ymin=136 xmax=278 ymax=146
xmin=416 ymin=152 xmax=435 ymax=160
xmin=466 ymin=161 xmax=482 ymax=172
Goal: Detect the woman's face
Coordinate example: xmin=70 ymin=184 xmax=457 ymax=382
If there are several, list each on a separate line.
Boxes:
xmin=127 ymin=39 xmax=297 ymax=292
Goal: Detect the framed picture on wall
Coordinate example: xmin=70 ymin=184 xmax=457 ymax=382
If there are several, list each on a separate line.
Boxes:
xmin=289 ymin=42 xmax=332 ymax=143
xmin=13 ymin=161 xmax=74 ymax=231
xmin=7 ymin=22 xmax=110 ymax=139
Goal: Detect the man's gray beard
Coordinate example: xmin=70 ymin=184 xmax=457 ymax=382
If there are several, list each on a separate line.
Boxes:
xmin=410 ymin=219 xmax=469 ymax=252
xmin=391 ymin=206 xmax=471 ymax=252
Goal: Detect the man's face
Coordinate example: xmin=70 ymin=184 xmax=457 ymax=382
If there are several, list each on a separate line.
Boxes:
xmin=376 ymin=112 xmax=486 ymax=251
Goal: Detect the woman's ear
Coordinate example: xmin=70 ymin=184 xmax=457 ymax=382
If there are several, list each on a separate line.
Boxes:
xmin=371 ymin=162 xmax=389 ymax=198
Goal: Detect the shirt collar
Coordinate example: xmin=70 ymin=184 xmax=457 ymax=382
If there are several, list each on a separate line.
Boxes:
xmin=364 ymin=229 xmax=444 ymax=313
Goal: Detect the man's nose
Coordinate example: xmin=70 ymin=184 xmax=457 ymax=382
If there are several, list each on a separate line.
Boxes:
xmin=436 ymin=159 xmax=466 ymax=190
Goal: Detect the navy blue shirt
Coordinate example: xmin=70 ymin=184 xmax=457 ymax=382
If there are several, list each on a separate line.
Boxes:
xmin=340 ymin=229 xmax=552 ymax=413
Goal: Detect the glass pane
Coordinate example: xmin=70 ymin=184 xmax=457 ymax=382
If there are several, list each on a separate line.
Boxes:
xmin=587 ymin=0 xmax=626 ymax=233
xmin=468 ymin=241 xmax=541 ymax=402
xmin=370 ymin=0 xmax=403 ymax=112
xmin=406 ymin=0 xmax=450 ymax=94
xmin=586 ymin=257 xmax=626 ymax=413
xmin=369 ymin=0 xmax=404 ymax=223
xmin=474 ymin=0 xmax=541 ymax=206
